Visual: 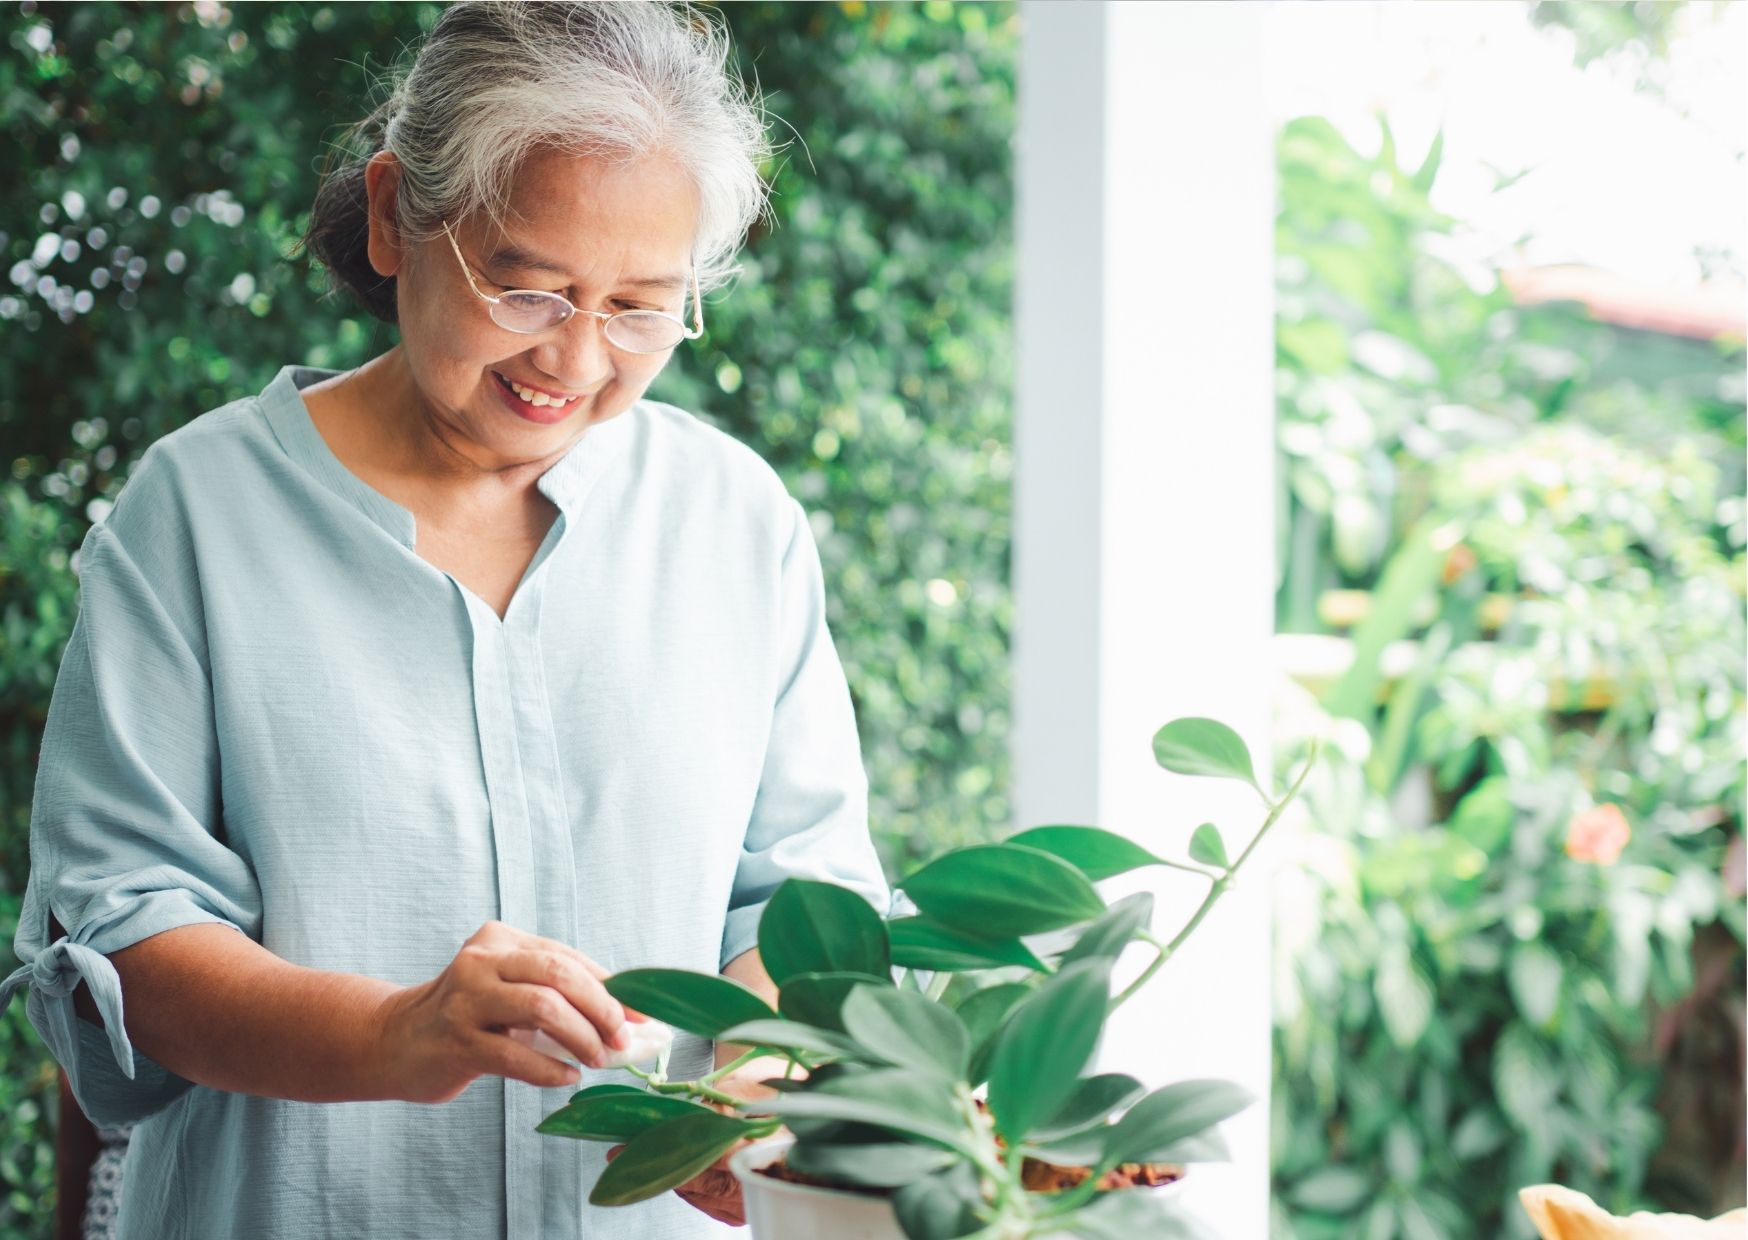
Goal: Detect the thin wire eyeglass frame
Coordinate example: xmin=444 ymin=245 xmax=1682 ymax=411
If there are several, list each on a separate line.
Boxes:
xmin=440 ymin=217 xmax=704 ymax=354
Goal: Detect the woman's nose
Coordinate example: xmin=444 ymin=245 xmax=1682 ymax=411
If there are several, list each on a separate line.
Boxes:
xmin=537 ymin=310 xmax=614 ymax=388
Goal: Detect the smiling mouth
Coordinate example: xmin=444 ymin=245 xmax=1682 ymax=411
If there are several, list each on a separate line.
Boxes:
xmin=492 ymin=370 xmax=586 ymax=408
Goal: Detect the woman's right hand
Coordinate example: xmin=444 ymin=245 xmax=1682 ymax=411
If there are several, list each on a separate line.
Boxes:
xmin=373 ymin=920 xmax=647 ymax=1104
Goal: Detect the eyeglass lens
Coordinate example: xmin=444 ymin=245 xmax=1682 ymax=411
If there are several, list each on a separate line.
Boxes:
xmin=490 ymin=292 xmax=684 ymax=352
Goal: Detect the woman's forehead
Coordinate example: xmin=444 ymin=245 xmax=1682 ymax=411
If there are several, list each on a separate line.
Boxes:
xmin=480 ymin=232 xmax=689 ymax=296
xmin=469 ymin=151 xmax=697 ymax=281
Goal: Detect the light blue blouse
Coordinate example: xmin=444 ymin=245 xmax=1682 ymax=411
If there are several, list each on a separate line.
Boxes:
xmin=1 ymin=364 xmax=892 ymax=1239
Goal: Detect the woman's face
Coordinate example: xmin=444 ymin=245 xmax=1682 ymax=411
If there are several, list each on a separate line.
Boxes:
xmin=363 ymin=146 xmax=699 ymax=472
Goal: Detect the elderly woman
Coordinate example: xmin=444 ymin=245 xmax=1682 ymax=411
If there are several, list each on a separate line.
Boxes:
xmin=0 ymin=3 xmax=891 ymax=1237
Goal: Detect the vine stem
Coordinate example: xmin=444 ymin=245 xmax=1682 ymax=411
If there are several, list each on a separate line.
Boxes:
xmin=699 ymin=1047 xmax=764 ymax=1085
xmin=1109 ymin=740 xmax=1321 ymax=1015
xmin=1035 ymin=1162 xmax=1107 ymax=1218
xmin=622 ymin=1042 xmax=793 ymax=1105
xmin=952 ymin=1086 xmax=1036 ymax=1234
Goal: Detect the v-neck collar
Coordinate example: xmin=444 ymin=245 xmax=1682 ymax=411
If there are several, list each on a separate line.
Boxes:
xmin=257 ymin=363 xmax=635 ymax=550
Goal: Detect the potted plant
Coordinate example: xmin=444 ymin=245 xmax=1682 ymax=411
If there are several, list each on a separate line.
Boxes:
xmin=535 ymin=717 xmax=1318 ymax=1238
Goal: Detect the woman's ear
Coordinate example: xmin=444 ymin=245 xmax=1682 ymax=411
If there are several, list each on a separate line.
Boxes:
xmin=363 ymin=150 xmax=406 ymax=279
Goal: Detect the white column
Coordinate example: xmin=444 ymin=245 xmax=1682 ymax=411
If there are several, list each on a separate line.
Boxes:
xmin=1014 ymin=3 xmax=1277 ymax=1235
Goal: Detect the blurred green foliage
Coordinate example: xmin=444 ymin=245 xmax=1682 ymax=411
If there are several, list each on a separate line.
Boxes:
xmin=1526 ymin=0 xmax=1723 ymax=100
xmin=1269 ymin=109 xmax=1745 ymax=1238
xmin=648 ymin=0 xmax=1016 ymax=871
xmin=1 ymin=1 xmax=1013 ymax=1233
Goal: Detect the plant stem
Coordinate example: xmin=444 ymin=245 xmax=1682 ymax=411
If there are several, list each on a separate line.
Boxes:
xmin=626 ymin=1062 xmax=742 ymax=1106
xmin=1035 ymin=1166 xmax=1108 ymax=1217
xmin=1230 ymin=737 xmax=1320 ymax=877
xmin=698 ymin=1048 xmax=764 ymax=1085
xmin=1156 ymin=857 xmax=1223 ymax=881
xmin=926 ymin=969 xmax=954 ymax=1001
xmin=1109 ymin=739 xmax=1321 ymax=1015
xmin=952 ymin=1086 xmax=1039 ymax=1233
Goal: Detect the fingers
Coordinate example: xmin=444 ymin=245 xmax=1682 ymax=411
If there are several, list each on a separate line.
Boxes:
xmin=496 ymin=948 xmax=629 ymax=1052
xmin=484 ymin=1029 xmax=583 ymax=1089
xmin=472 ymin=922 xmax=605 ymax=972
xmin=676 ymin=1167 xmax=745 ymax=1226
xmin=470 ymin=923 xmax=648 ymax=1022
xmin=485 ymin=981 xmax=612 ymax=1068
xmin=605 ymin=1137 xmax=747 ymax=1225
xmin=523 ymin=933 xmax=612 ymax=983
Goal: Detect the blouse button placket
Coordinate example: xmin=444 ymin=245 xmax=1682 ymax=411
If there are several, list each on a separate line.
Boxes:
xmin=454 ymin=539 xmax=583 ymax=1240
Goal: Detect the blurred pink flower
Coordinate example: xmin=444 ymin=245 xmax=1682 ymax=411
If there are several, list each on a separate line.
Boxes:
xmin=1564 ymin=803 xmax=1631 ymax=865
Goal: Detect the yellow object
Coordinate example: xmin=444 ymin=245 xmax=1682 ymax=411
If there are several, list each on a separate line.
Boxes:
xmin=1519 ymin=1185 xmax=1748 ymax=1240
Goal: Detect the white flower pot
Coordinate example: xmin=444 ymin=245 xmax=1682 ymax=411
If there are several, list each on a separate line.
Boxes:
xmin=728 ymin=1135 xmax=1187 ymax=1240
xmin=730 ymin=1136 xmax=909 ymax=1240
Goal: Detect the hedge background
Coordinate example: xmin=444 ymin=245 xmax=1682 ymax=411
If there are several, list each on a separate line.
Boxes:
xmin=5 ymin=4 xmax=1740 ymax=1239
xmin=0 ymin=2 xmax=1016 ymax=1233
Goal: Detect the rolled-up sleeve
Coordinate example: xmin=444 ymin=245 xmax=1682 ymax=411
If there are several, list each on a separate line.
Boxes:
xmin=0 ymin=518 xmax=263 ymax=1128
xmin=719 ymin=496 xmax=893 ymax=971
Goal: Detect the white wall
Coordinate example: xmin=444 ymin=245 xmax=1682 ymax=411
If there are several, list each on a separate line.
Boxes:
xmin=1014 ymin=3 xmax=1278 ymax=1235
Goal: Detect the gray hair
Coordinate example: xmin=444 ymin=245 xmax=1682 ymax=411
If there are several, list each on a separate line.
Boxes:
xmin=293 ymin=0 xmax=774 ymax=325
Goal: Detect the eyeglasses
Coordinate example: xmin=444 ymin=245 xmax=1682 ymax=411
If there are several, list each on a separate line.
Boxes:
xmin=440 ymin=218 xmax=704 ymax=353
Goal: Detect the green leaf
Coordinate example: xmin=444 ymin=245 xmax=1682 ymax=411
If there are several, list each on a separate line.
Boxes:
xmin=1147 ymin=1127 xmax=1231 ymax=1164
xmin=1492 ymin=1024 xmax=1558 ymax=1127
xmin=1361 ymin=829 xmax=1487 ymax=900
xmin=587 ymin=1110 xmax=759 ymax=1206
xmin=1288 ymin=1166 xmax=1374 ymax=1215
xmin=1448 ymin=776 xmax=1514 ymax=855
xmin=1101 ymin=1079 xmax=1254 ymax=1165
xmin=955 ymin=982 xmax=1033 ymax=1086
xmin=887 ymin=916 xmax=1048 ymax=973
xmin=1151 ymin=717 xmax=1261 ymax=793
xmin=1363 ymin=1199 xmax=1400 ymax=1240
xmin=742 ymin=1067 xmax=973 ymax=1152
xmin=1065 ymin=1188 xmax=1218 ymax=1240
xmin=1032 ymin=1073 xmax=1145 ymax=1142
xmin=1187 ymin=824 xmax=1229 ymax=870
xmin=1060 ymin=893 xmax=1154 ymax=967
xmin=538 ymin=1089 xmax=719 ymax=1141
xmin=758 ymin=878 xmax=891 ymax=985
xmin=604 ymin=969 xmax=776 ymax=1038
xmin=1507 ymin=941 xmax=1563 ymax=1029
xmin=1278 ymin=317 xmax=1350 ymax=375
xmin=841 ymin=985 xmax=971 ymax=1078
xmin=899 ymin=845 xmax=1106 ymax=938
xmin=1006 ymin=826 xmax=1168 ymax=881
xmin=714 ymin=1018 xmax=868 ymax=1061
xmin=1326 ymin=520 xmax=1457 ymax=723
xmin=892 ymin=1159 xmax=985 ymax=1240
xmin=1028 ymin=1130 xmax=1106 ymax=1167
xmin=785 ymin=1136 xmax=959 ymax=1188
xmin=1450 ymin=1109 xmax=1508 ymax=1159
xmin=1411 ymin=126 xmax=1445 ymax=195
xmin=1398 ymin=1193 xmax=1443 ymax=1240
xmin=1367 ymin=619 xmax=1451 ymax=795
xmin=565 ymin=1083 xmax=644 ymax=1105
xmin=1374 ymin=949 xmax=1433 ymax=1048
xmin=1384 ymin=1121 xmax=1422 ymax=1185
xmin=985 ymin=959 xmax=1112 ymax=1143
xmin=1033 ymin=1122 xmax=1229 ymax=1169
xmin=779 ymin=971 xmax=891 ymax=1032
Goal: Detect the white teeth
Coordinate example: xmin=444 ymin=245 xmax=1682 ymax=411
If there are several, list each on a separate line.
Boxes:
xmin=499 ymin=373 xmax=575 ymax=408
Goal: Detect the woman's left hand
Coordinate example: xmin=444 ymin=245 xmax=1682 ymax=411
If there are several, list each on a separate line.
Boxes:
xmin=605 ymin=1056 xmax=794 ymax=1227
